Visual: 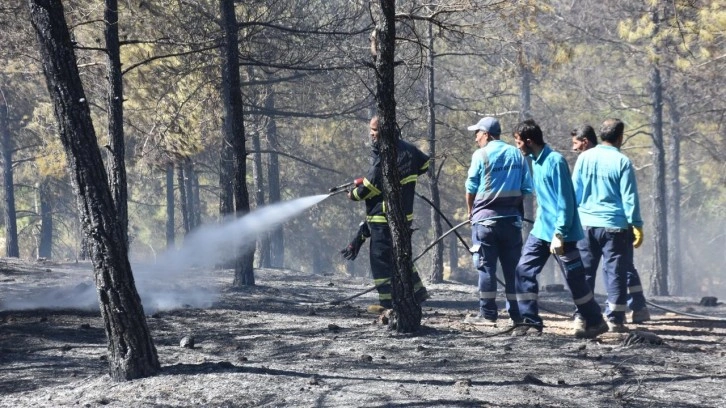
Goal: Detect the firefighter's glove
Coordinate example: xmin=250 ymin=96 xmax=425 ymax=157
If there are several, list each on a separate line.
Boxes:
xmin=341 ymin=222 xmax=370 ymax=261
xmin=632 ymin=226 xmax=644 ymax=249
xmin=549 ymin=233 xmax=564 ymax=256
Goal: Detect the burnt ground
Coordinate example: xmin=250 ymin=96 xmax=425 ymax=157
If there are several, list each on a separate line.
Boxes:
xmin=1 ymin=257 xmax=725 ymax=408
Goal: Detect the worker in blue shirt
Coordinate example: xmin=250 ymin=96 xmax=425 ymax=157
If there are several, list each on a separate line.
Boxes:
xmin=463 ymin=117 xmax=533 ymax=326
xmin=511 ymin=119 xmax=608 ymax=338
xmin=572 ymin=119 xmax=649 ymax=332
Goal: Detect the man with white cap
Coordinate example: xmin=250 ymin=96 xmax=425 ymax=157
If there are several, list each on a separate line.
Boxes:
xmin=463 ymin=117 xmax=533 ymax=326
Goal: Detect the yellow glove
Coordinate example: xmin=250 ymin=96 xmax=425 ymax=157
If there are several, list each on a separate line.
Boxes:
xmin=632 ymin=226 xmax=643 ymax=249
xmin=550 ymin=233 xmax=564 ymax=255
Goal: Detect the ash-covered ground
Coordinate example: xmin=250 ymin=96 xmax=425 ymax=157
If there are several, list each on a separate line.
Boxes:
xmin=1 ymin=257 xmax=725 ymax=408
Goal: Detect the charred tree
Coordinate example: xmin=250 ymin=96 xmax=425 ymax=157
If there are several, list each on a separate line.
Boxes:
xmin=219 ymin=0 xmax=254 ymax=287
xmin=649 ymin=63 xmax=669 ymax=296
xmin=165 ymin=161 xmax=175 ymax=249
xmin=265 ymin=88 xmax=284 ymax=268
xmin=29 ymin=0 xmax=159 ymax=380
xmin=104 ymin=0 xmax=128 ymax=248
xmin=177 ymin=161 xmax=190 ymax=234
xmin=373 ymin=0 xmax=421 ymax=333
xmin=251 ymin=125 xmax=271 ymax=267
xmin=425 ymin=20 xmax=444 ymax=284
xmin=665 ymin=84 xmax=682 ymax=295
xmin=0 ymin=89 xmax=19 ymax=258
xmin=37 ymin=178 xmax=53 ymax=259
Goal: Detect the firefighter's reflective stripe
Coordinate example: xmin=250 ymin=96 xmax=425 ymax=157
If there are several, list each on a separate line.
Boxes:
xmin=517 ymin=293 xmax=538 ymax=301
xmin=379 ymin=293 xmax=392 ymax=301
xmin=479 ymin=291 xmax=497 ymax=300
xmin=608 ymin=301 xmax=628 ymax=312
xmin=628 ymin=284 xmax=643 ymax=293
xmin=362 ymin=178 xmax=380 ymax=196
xmin=505 ymin=293 xmax=517 ymax=301
xmin=367 ymin=215 xmax=387 ymax=223
xmin=401 ymin=174 xmax=418 ymax=185
xmin=419 ymin=160 xmax=430 ymax=172
xmin=573 ymin=291 xmax=594 ymax=305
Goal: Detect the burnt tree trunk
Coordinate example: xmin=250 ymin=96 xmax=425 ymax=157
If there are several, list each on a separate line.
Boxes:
xmin=251 ymin=125 xmax=271 ymax=267
xmin=29 ymin=0 xmax=159 ymax=380
xmin=425 ymin=20 xmax=444 ymax=284
xmin=649 ymin=62 xmax=669 ymax=296
xmin=104 ymin=0 xmax=128 ymax=248
xmin=220 ymin=0 xmax=254 ymax=286
xmin=265 ymin=87 xmax=284 ymax=268
xmin=37 ymin=178 xmax=53 ymax=259
xmin=374 ymin=0 xmax=421 ymax=333
xmin=665 ymin=84 xmax=682 ymax=295
xmin=0 ymin=89 xmax=19 ymax=257
xmin=519 ymin=64 xmax=535 ymax=242
xmin=177 ymin=161 xmax=190 ymax=234
xmin=183 ymin=158 xmax=197 ymax=230
xmin=165 ymin=162 xmax=175 ymax=249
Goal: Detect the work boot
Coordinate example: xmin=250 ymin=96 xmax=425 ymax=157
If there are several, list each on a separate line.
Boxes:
xmin=574 ymin=318 xmax=609 ymax=339
xmin=607 ymin=320 xmax=629 ymax=333
xmin=463 ymin=313 xmax=496 ymax=327
xmin=571 ymin=315 xmax=586 ymax=336
xmin=512 ymin=318 xmax=543 ymax=336
xmin=366 ymin=304 xmax=388 ymax=314
xmin=630 ymin=307 xmax=651 ymax=324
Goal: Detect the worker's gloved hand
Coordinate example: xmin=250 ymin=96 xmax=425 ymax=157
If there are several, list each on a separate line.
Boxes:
xmin=549 ymin=233 xmax=564 ymax=256
xmin=341 ymin=222 xmax=371 ymax=261
xmin=632 ymin=225 xmax=644 ymax=248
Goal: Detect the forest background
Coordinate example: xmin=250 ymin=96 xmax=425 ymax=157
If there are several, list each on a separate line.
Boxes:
xmin=1 ymin=0 xmax=724 ymax=301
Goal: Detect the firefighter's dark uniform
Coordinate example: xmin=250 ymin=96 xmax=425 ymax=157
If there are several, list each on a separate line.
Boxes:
xmin=349 ymin=139 xmax=430 ymax=308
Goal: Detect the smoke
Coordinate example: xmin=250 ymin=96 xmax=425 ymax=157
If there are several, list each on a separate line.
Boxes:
xmin=0 ymin=194 xmax=331 ymax=313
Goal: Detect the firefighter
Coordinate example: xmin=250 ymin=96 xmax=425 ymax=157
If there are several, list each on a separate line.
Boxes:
xmin=347 ymin=116 xmax=430 ymax=313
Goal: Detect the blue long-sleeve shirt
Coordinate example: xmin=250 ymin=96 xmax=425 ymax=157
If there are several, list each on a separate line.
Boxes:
xmin=466 ymin=140 xmax=533 ymax=222
xmin=572 ymin=145 xmax=643 ymax=229
xmin=529 ymin=145 xmax=583 ymax=242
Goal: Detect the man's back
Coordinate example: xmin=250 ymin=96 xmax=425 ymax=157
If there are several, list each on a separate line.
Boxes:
xmin=573 ymin=145 xmax=642 ymax=229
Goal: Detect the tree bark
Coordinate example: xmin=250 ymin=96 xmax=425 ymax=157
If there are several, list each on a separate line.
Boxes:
xmin=38 ymin=178 xmax=53 ymax=259
xmin=519 ymin=64 xmax=535 ymax=242
xmin=265 ymin=87 xmax=284 ymax=268
xmin=165 ymin=162 xmax=175 ymax=249
xmin=251 ymin=124 xmax=271 ymax=267
xmin=104 ymin=0 xmax=128 ymax=248
xmin=29 ymin=0 xmax=159 ymax=380
xmin=0 ymin=89 xmax=19 ymax=257
xmin=177 ymin=161 xmax=190 ymax=234
xmin=425 ymin=20 xmax=444 ymax=284
xmin=374 ymin=0 xmax=421 ymax=333
xmin=665 ymin=81 xmax=682 ymax=295
xmin=649 ymin=62 xmax=669 ymax=296
xmin=219 ymin=0 xmax=254 ymax=286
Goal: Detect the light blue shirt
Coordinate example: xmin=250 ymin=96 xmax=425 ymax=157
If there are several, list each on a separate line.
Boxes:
xmin=529 ymin=145 xmax=583 ymax=242
xmin=572 ymin=145 xmax=643 ymax=229
xmin=466 ymin=140 xmax=533 ymax=222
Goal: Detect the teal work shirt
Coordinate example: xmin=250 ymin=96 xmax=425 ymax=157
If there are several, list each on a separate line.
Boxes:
xmin=572 ymin=145 xmax=643 ymax=229
xmin=465 ymin=140 xmax=533 ymax=222
xmin=529 ymin=145 xmax=583 ymax=242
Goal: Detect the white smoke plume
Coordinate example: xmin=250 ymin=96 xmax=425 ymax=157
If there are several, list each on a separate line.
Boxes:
xmin=0 ymin=194 xmax=331 ymax=313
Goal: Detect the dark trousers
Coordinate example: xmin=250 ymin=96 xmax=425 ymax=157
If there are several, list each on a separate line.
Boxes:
xmin=368 ymin=223 xmax=426 ymax=308
xmin=577 ymin=227 xmax=629 ymax=323
xmin=515 ymin=235 xmax=602 ymax=326
xmin=471 ymin=219 xmax=522 ymax=321
xmin=624 ymin=229 xmax=647 ymax=311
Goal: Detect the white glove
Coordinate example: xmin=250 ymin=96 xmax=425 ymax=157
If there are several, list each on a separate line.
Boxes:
xmin=550 ymin=233 xmax=564 ymax=255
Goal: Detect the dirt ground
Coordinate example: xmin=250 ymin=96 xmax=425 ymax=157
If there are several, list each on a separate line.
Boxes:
xmin=1 ymin=257 xmax=725 ymax=408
